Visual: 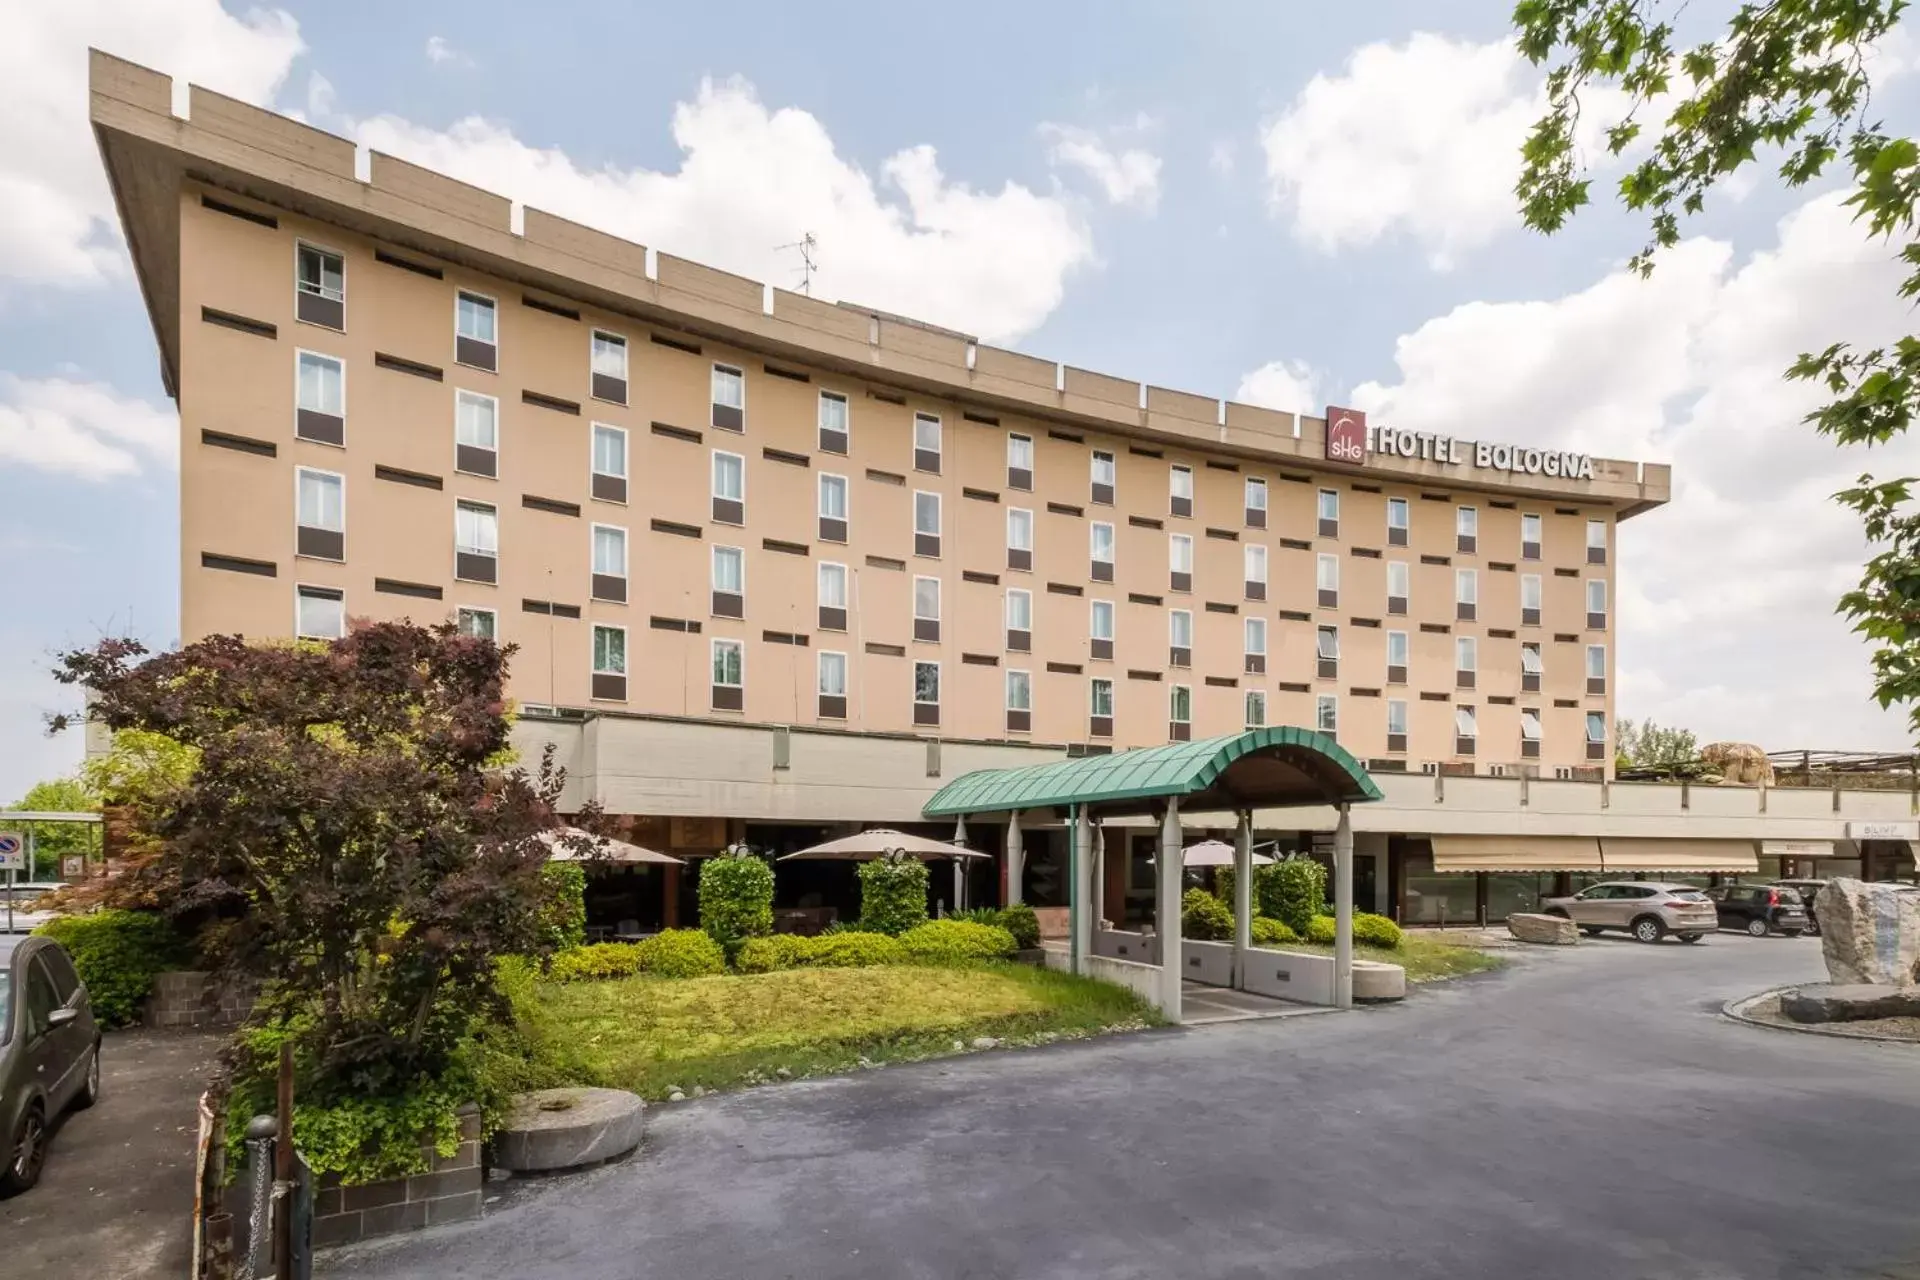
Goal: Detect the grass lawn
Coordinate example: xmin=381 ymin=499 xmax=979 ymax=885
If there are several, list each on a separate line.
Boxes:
xmin=518 ymin=962 xmax=1158 ymax=1100
xmin=1269 ymin=933 xmax=1506 ymax=983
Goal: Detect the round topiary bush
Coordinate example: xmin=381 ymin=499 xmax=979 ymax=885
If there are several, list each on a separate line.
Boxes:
xmin=1181 ymin=888 xmax=1232 ymax=941
xmin=698 ymin=848 xmax=775 ymax=952
xmin=1354 ymin=912 xmax=1405 ymax=950
xmin=857 ymin=856 xmax=930 ymax=935
xmin=735 ymin=934 xmax=813 ymax=974
xmin=996 ymin=903 xmax=1041 ymax=950
xmin=1305 ymin=915 xmax=1338 ymax=945
xmin=1250 ymin=916 xmax=1297 ymax=946
xmin=33 ymin=908 xmax=188 ymax=1027
xmin=808 ymin=931 xmax=907 ymax=967
xmin=1258 ymin=857 xmax=1328 ymax=936
xmin=898 ymin=919 xmax=1016 ymax=962
xmin=549 ymin=941 xmax=646 ymax=982
xmin=537 ymin=861 xmax=587 ymax=953
xmin=634 ymin=928 xmax=727 ymax=978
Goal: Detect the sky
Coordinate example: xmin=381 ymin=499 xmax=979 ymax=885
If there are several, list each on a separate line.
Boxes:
xmin=3 ymin=0 xmax=1920 ymax=801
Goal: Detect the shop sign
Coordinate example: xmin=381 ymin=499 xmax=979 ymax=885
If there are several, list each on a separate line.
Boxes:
xmin=1324 ymin=405 xmax=1596 ymax=480
xmin=1846 ymin=820 xmax=1920 ymax=841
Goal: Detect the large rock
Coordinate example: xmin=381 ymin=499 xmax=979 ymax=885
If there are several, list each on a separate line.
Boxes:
xmin=492 ymin=1087 xmax=645 ymax=1173
xmin=1816 ymin=879 xmax=1920 ymax=986
xmin=1780 ymin=983 xmax=1920 ymax=1024
xmin=1701 ymin=742 xmax=1774 ymax=785
xmin=1509 ymin=913 xmax=1578 ymax=945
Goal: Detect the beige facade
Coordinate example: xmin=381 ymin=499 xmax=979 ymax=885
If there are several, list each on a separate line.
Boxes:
xmin=94 ymin=50 xmax=1668 ymax=781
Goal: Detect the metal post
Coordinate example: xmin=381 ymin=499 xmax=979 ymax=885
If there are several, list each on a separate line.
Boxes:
xmin=1005 ymin=811 xmax=1024 ymax=906
xmin=241 ymin=1115 xmax=276 ymax=1280
xmin=1231 ymin=810 xmax=1253 ymax=988
xmin=1334 ymin=803 xmax=1354 ymax=1010
xmin=1157 ymin=799 xmax=1183 ymax=1022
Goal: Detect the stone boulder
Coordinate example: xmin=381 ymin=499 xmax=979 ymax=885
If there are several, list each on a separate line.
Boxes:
xmin=1509 ymin=913 xmax=1578 ymax=945
xmin=1780 ymin=983 xmax=1920 ymax=1024
xmin=492 ymin=1088 xmax=645 ymax=1173
xmin=1701 ymin=742 xmax=1774 ymax=785
xmin=1816 ymin=879 xmax=1920 ymax=986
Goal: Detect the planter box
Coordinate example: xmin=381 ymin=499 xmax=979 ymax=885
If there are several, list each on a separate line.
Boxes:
xmin=310 ymin=1105 xmax=483 ymax=1248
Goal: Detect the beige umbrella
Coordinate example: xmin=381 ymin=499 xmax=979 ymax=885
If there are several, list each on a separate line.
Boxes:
xmin=1179 ymin=839 xmax=1275 ymax=868
xmin=777 ymin=828 xmax=989 ymax=862
xmin=540 ymin=827 xmax=684 ymax=865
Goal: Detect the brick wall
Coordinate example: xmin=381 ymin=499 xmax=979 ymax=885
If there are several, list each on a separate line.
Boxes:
xmin=310 ymin=1105 xmax=483 ymax=1247
xmin=145 ymin=971 xmax=256 ymax=1028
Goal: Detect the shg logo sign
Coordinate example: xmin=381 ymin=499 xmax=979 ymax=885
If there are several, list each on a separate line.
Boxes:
xmin=1324 ymin=406 xmax=1366 ymax=464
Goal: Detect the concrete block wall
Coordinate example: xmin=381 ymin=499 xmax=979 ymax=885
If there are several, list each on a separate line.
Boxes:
xmin=310 ymin=1106 xmax=483 ymax=1248
xmin=145 ymin=971 xmax=256 ymax=1029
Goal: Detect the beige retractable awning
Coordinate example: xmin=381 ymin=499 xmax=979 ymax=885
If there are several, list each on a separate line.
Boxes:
xmin=1598 ymin=838 xmax=1758 ymax=873
xmin=1430 ymin=835 xmax=1604 ymax=873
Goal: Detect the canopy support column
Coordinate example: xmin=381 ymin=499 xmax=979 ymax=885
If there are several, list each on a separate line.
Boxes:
xmin=1005 ymin=811 xmax=1024 ymax=907
xmin=1334 ymin=803 xmax=1353 ymax=1010
xmin=1071 ymin=806 xmax=1092 ymax=976
xmin=1231 ymin=810 xmax=1253 ymax=988
xmin=951 ymin=815 xmax=968 ymax=915
xmin=1157 ymin=799 xmax=1184 ymax=1022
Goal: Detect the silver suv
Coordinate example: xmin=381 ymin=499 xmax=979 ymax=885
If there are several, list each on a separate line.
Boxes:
xmin=1541 ymin=881 xmax=1719 ymax=944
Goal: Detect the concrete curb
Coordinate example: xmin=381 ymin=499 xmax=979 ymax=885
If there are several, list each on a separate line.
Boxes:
xmin=1721 ymin=986 xmax=1920 ymax=1045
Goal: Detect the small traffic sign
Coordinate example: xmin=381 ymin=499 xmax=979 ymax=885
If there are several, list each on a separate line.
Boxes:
xmin=0 ymin=833 xmax=22 ymax=871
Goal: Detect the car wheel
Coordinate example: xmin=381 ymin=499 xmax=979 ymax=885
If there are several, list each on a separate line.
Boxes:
xmin=1632 ymin=916 xmax=1666 ymax=944
xmin=1746 ymin=917 xmax=1771 ymax=938
xmin=1677 ymin=933 xmax=1703 ymax=944
xmin=1 ymin=1103 xmax=47 ymax=1196
xmin=74 ymin=1041 xmax=101 ymax=1110
xmin=1580 ymin=926 xmax=1604 ymax=937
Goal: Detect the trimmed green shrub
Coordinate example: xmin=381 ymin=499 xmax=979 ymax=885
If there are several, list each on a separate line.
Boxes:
xmin=1181 ymin=888 xmax=1232 ymax=941
xmin=819 ymin=919 xmax=877 ymax=935
xmin=1259 ymin=857 xmax=1328 ymax=936
xmin=995 ymin=903 xmax=1040 ymax=950
xmin=549 ymin=941 xmax=645 ymax=982
xmin=898 ymin=919 xmax=1017 ymax=962
xmin=1305 ymin=915 xmax=1337 ymax=945
xmin=634 ymin=928 xmax=727 ymax=978
xmin=698 ymin=849 xmax=775 ymax=952
xmin=1354 ymin=912 xmax=1405 ymax=950
xmin=807 ymin=931 xmax=907 ymax=967
xmin=1214 ymin=866 xmax=1237 ymax=915
xmin=857 ymin=856 xmax=930 ymax=935
xmin=33 ymin=909 xmax=187 ymax=1027
xmin=735 ymin=934 xmax=813 ymax=974
xmin=1250 ymin=916 xmax=1297 ymax=946
xmin=537 ymin=861 xmax=587 ymax=952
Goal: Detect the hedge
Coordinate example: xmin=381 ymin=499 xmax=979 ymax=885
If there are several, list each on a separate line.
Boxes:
xmin=1305 ymin=915 xmax=1337 ymax=945
xmin=898 ymin=920 xmax=1016 ymax=962
xmin=951 ymin=904 xmax=1040 ymax=950
xmin=1355 ymin=913 xmax=1405 ymax=950
xmin=1250 ymin=916 xmax=1297 ymax=946
xmin=857 ymin=857 xmax=929 ymax=935
xmin=34 ymin=909 xmax=188 ymax=1027
xmin=1180 ymin=888 xmax=1232 ymax=941
xmin=537 ymin=861 xmax=587 ymax=953
xmin=549 ymin=929 xmax=727 ymax=982
xmin=734 ymin=931 xmax=907 ymax=971
xmin=698 ymin=851 xmax=774 ymax=951
xmin=1260 ymin=857 xmax=1327 ymax=936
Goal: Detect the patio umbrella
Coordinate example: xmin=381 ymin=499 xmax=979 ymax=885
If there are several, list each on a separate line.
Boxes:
xmin=1179 ymin=839 xmax=1275 ymax=868
xmin=777 ymin=828 xmax=989 ymax=862
xmin=539 ymin=827 xmax=684 ymax=865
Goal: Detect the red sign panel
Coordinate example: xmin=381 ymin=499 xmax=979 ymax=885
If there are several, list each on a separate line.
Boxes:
xmin=1324 ymin=406 xmax=1367 ymax=464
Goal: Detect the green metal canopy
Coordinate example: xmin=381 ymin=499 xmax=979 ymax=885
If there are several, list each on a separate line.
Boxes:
xmin=923 ymin=726 xmax=1382 ymax=820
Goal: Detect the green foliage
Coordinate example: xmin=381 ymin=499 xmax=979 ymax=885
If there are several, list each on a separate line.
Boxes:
xmin=1615 ymin=718 xmax=1699 ymax=770
xmin=633 ymin=928 xmax=727 ymax=978
xmin=1250 ymin=916 xmax=1297 ymax=946
xmin=697 ymin=848 xmax=775 ymax=952
xmin=1305 ymin=915 xmax=1337 ymax=945
xmin=1259 ymin=857 xmax=1328 ymax=936
xmin=1214 ymin=866 xmax=1237 ymax=915
xmin=549 ymin=941 xmax=645 ymax=982
xmin=807 ymin=931 xmax=907 ymax=967
xmin=1514 ymin=0 xmax=1920 ymax=732
xmin=735 ymin=935 xmax=815 ymax=974
xmin=1354 ymin=913 xmax=1406 ymax=950
xmin=857 ymin=856 xmax=930 ymax=935
xmin=537 ymin=862 xmax=587 ymax=953
xmin=951 ymin=903 xmax=1040 ymax=950
xmin=898 ymin=919 xmax=1017 ymax=962
xmin=80 ymin=728 xmax=199 ymax=806
xmin=1180 ymin=888 xmax=1233 ymax=941
xmin=7 ymin=776 xmax=100 ymax=876
xmin=819 ymin=919 xmax=877 ymax=935
xmin=33 ymin=909 xmax=187 ymax=1027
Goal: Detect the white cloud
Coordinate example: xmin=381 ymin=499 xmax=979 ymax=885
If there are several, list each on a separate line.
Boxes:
xmin=0 ymin=0 xmax=304 ymax=290
xmin=424 ymin=36 xmax=471 ymax=69
xmin=338 ymin=79 xmax=1092 ymax=344
xmin=1342 ymin=191 xmax=1919 ymax=748
xmin=0 ymin=374 xmax=178 ymax=479
xmin=1234 ymin=359 xmax=1324 ymax=416
xmin=1042 ymin=124 xmax=1163 ymax=212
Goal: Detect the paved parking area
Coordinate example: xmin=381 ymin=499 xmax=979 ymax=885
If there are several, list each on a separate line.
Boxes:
xmin=328 ymin=932 xmax=1920 ymax=1279
xmin=1 ymin=1028 xmax=221 ymax=1280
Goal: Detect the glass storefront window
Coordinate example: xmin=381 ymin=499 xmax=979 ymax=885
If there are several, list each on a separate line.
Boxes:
xmin=1401 ymin=851 xmax=1479 ymax=925
xmin=1485 ymin=873 xmax=1553 ymax=922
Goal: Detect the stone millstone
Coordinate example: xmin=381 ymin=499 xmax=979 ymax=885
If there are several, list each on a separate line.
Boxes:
xmin=1815 ymin=879 xmax=1920 ymax=986
xmin=1780 ymin=983 xmax=1920 ymax=1024
xmin=492 ymin=1088 xmax=646 ymax=1173
xmin=1508 ymin=913 xmax=1578 ymax=945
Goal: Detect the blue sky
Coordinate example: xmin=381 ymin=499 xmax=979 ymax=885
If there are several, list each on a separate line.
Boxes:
xmin=4 ymin=0 xmax=1919 ymax=800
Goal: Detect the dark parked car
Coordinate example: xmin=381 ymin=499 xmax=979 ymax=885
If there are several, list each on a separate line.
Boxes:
xmin=0 ymin=934 xmax=101 ymax=1195
xmin=1772 ymin=879 xmax=1829 ymax=935
xmin=1705 ymin=884 xmax=1808 ymax=938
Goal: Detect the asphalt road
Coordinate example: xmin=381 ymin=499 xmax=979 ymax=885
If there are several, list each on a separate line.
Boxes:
xmin=327 ymin=934 xmax=1920 ymax=1280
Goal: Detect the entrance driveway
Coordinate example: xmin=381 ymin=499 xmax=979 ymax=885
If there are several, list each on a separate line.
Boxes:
xmin=327 ymin=935 xmax=1920 ymax=1279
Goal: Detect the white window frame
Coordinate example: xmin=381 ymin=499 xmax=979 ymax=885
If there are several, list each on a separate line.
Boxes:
xmin=1521 ymin=708 xmax=1543 ymax=741
xmin=1170 ymin=533 xmax=1194 ymax=574
xmin=914 ymin=412 xmax=943 ymax=461
xmin=1007 ymin=506 xmax=1034 ymax=552
xmin=818 ymin=561 xmax=848 ymax=608
xmin=1245 ymin=476 xmax=1268 ymax=514
xmin=1245 ymin=543 xmax=1268 ymax=585
xmin=1387 ymin=699 xmax=1408 ymax=736
xmin=819 ymin=471 xmax=850 ymax=520
xmin=1090 ymin=598 xmax=1115 ymax=641
xmin=455 ymin=289 xmax=497 ymax=345
xmin=591 ymin=522 xmax=629 ymax=579
xmin=1007 ymin=432 xmax=1034 ymax=472
xmin=913 ymin=659 xmax=942 ymax=707
xmin=1456 ymin=635 xmax=1478 ymax=673
xmin=712 ymin=544 xmax=746 ymax=594
xmin=1317 ymin=553 xmax=1339 ymax=593
xmin=294 ymin=584 xmax=345 ymax=640
xmin=914 ymin=490 xmax=942 ymax=538
xmin=591 ymin=422 xmax=628 ymax=481
xmin=295 ymin=466 xmax=344 ymax=534
xmin=1318 ymin=488 xmax=1339 ymax=523
xmin=1587 ymin=643 xmax=1607 ymax=680
xmin=1170 ymin=464 xmax=1193 ymax=503
xmin=913 ymin=575 xmax=942 ymax=623
xmin=1091 ymin=450 xmax=1117 ymax=488
xmin=1387 ymin=560 xmax=1410 ymax=599
xmin=1587 ymin=578 xmax=1608 ymax=614
xmin=1006 ymin=668 xmax=1032 ymax=712
xmin=455 ymin=606 xmax=496 ymax=640
xmin=711 ymin=363 xmax=746 ymax=411
xmin=1090 ymin=677 xmax=1115 ymax=717
xmin=1386 ymin=496 xmax=1409 ymax=533
xmin=1316 ymin=694 xmax=1338 ymax=734
xmin=592 ymin=623 xmax=628 ymax=677
xmin=590 ymin=329 xmax=627 ymax=382
xmin=1386 ymin=630 xmax=1409 ymax=667
xmin=1522 ymin=512 xmax=1543 ymax=545
xmin=1170 ymin=684 xmax=1193 ymax=725
xmin=712 ymin=637 xmax=745 ymax=689
xmin=1006 ymin=587 xmax=1033 ymax=631
xmin=1317 ymin=625 xmax=1340 ymax=660
xmin=455 ymin=388 xmax=499 ymax=452
xmin=454 ymin=500 xmax=498 ymax=556
xmin=712 ymin=450 xmax=746 ymax=502
xmin=294 ymin=348 xmax=346 ymax=421
xmin=1522 ymin=643 xmax=1544 ymax=676
xmin=818 ymin=389 xmax=850 ymax=437
xmin=1245 ymin=616 xmax=1268 ymax=657
xmin=1456 ymin=706 xmax=1478 ymax=739
xmin=1521 ymin=573 xmax=1543 ymax=611
xmin=1457 ymin=505 xmax=1478 ymax=538
xmin=819 ymin=649 xmax=849 ymax=697
xmin=1090 ymin=521 xmax=1116 ymax=565
xmin=1244 ymin=689 xmax=1267 ymax=729
xmin=294 ymin=240 xmax=345 ymax=304
xmin=1586 ymin=711 xmax=1607 ymax=745
xmin=1587 ymin=519 xmax=1608 ymax=551
xmin=1457 ymin=568 xmax=1479 ymax=605
xmin=1169 ymin=608 xmax=1194 ymax=648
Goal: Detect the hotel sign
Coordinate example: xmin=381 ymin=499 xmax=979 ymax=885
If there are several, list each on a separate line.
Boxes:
xmin=1847 ymin=820 xmax=1919 ymax=841
xmin=1324 ymin=406 xmax=1596 ymax=481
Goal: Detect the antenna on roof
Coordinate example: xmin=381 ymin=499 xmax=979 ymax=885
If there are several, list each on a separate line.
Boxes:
xmin=777 ymin=232 xmax=818 ymax=296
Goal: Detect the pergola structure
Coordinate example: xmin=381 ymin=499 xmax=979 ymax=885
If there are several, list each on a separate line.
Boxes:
xmin=924 ymin=727 xmax=1382 ymax=1021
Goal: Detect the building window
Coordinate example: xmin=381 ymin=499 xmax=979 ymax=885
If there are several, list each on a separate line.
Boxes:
xmin=818 ymin=561 xmax=848 ymax=631
xmin=455 ymin=291 xmax=497 ymax=371
xmin=1586 ymin=643 xmax=1607 ymax=694
xmin=1522 ymin=641 xmax=1543 ymax=692
xmin=591 ymin=423 xmax=628 ymax=504
xmin=1386 ymin=629 xmax=1409 ymax=683
xmin=914 ymin=490 xmax=942 ymax=558
xmin=1456 ymin=634 xmax=1477 ymax=689
xmin=295 ymin=585 xmax=345 ymax=640
xmin=456 ymin=607 xmax=496 ymax=640
xmin=711 ymin=364 xmax=745 ymax=432
xmin=1387 ymin=496 xmax=1409 ymax=546
xmin=591 ymin=524 xmax=629 ymax=603
xmin=1386 ymin=698 xmax=1408 ymax=751
xmin=818 ymin=472 xmax=850 ymax=543
xmin=590 ymin=330 xmax=628 ymax=405
xmin=1245 ymin=543 xmax=1268 ymax=601
xmin=1169 ymin=464 xmax=1193 ymax=518
xmin=1090 ymin=598 xmax=1115 ymax=660
xmin=1169 ymin=533 xmax=1194 ymax=592
xmin=712 ymin=450 xmax=746 ymax=524
xmin=913 ymin=413 xmax=943 ymax=473
xmin=591 ymin=624 xmax=628 ymax=701
xmin=1456 ymin=567 xmax=1478 ymax=621
xmin=295 ymin=349 xmax=346 ymax=445
xmin=1006 ymin=668 xmax=1033 ymax=733
xmin=818 ymin=650 xmax=848 ymax=719
xmin=295 ymin=467 xmax=344 ymax=561
xmin=1007 ymin=433 xmax=1034 ymax=490
xmin=1006 ymin=588 xmax=1033 ymax=652
xmin=1169 ymin=684 xmax=1193 ymax=739
xmin=1521 ymin=572 xmax=1543 ymax=625
xmin=1090 ymin=676 xmax=1115 ymax=733
xmin=1244 ymin=616 xmax=1268 ymax=674
xmin=1521 ymin=512 xmax=1542 ymax=560
xmin=913 ymin=660 xmax=941 ymax=726
xmin=454 ymin=500 xmax=498 ymax=583
xmin=1587 ymin=518 xmax=1608 ymax=564
xmin=1455 ymin=705 xmax=1478 ymax=755
xmin=913 ymin=575 xmax=942 ymax=642
xmin=1090 ymin=521 xmax=1116 ymax=582
xmin=1521 ymin=707 xmax=1542 ymax=758
xmin=1317 ymin=552 xmax=1339 ymax=608
xmin=454 ymin=389 xmax=499 ymax=478
xmin=712 ymin=544 xmax=745 ymax=618
xmin=1007 ymin=507 xmax=1034 ymax=571
xmin=1170 ymin=608 xmax=1194 ymax=667
xmin=1317 ymin=488 xmax=1339 ymax=537
xmin=1387 ymin=560 xmax=1409 ymax=615
xmin=1317 ymin=624 xmax=1340 ymax=678
xmin=1245 ymin=689 xmax=1267 ymax=729
xmin=1586 ymin=578 xmax=1608 ymax=628
xmin=712 ymin=638 xmax=745 ymax=710
xmin=1456 ymin=505 xmax=1478 ymax=553
xmin=1245 ymin=476 xmax=1268 ymax=528
xmin=1091 ymin=450 xmax=1116 ymax=504
xmin=1586 ymin=710 xmax=1607 ymax=760
xmin=1316 ymin=694 xmax=1338 ymax=735
xmin=294 ymin=242 xmax=344 ymax=329
xmin=818 ymin=390 xmax=850 ymax=454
